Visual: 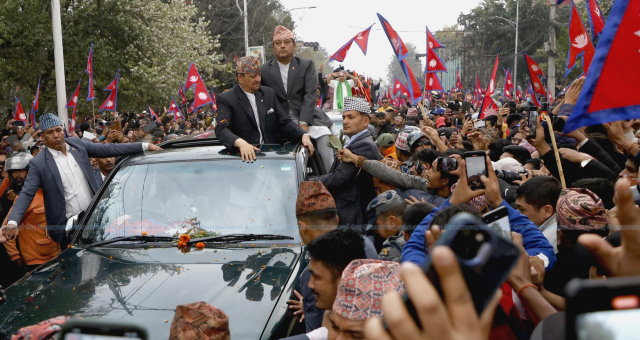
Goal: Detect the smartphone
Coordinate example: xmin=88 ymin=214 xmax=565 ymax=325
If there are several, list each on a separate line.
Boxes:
xmin=528 ymin=111 xmax=539 ymax=139
xmin=143 ymin=121 xmax=158 ymax=133
xmin=540 ymin=102 xmax=549 ymax=114
xmin=437 ymin=157 xmax=458 ymax=172
xmin=13 ymin=121 xmax=25 ymax=127
xmin=465 ymin=151 xmax=487 ymax=190
xmin=454 ymin=118 xmax=460 ymax=131
xmin=552 ymin=115 xmax=566 ymax=132
xmin=60 ymin=319 xmax=147 ymax=340
xmin=473 ymin=119 xmax=486 ymax=129
xmin=482 ymin=206 xmax=511 ymax=240
xmin=113 ymin=120 xmax=122 ymax=132
xmin=566 ymin=276 xmax=640 ymax=340
xmin=397 ymin=212 xmax=520 ymax=329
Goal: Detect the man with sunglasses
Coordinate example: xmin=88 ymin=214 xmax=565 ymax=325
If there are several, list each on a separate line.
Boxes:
xmin=377 ymin=98 xmax=393 ymax=112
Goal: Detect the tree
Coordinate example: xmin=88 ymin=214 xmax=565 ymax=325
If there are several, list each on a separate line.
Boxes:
xmin=194 ymin=0 xmax=295 ymax=91
xmin=0 ymin=0 xmax=227 ymax=118
xmin=384 ymin=43 xmax=423 ymax=90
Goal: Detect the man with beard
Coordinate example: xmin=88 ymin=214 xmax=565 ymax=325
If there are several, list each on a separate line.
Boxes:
xmin=3 ymin=153 xmax=59 ymax=275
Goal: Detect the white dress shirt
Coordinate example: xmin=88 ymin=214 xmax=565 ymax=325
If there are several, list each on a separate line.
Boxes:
xmin=276 ymin=61 xmax=289 ymax=93
xmin=50 ymin=144 xmax=95 ymax=219
xmin=241 ymin=89 xmax=264 ymax=144
xmin=8 ymin=142 xmax=149 ymax=227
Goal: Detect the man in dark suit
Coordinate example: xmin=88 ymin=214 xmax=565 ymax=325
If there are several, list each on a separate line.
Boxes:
xmin=260 ymin=25 xmax=317 ymax=131
xmin=308 ymin=97 xmax=382 ymax=226
xmin=2 ymin=113 xmax=162 ymax=245
xmin=215 ymin=56 xmax=314 ymax=162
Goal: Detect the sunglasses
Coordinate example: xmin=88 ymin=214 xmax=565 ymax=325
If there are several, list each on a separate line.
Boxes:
xmin=400 ymin=160 xmax=425 ymax=175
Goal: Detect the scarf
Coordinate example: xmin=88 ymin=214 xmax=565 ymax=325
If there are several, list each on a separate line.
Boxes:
xmin=336 ymin=80 xmax=352 ymax=110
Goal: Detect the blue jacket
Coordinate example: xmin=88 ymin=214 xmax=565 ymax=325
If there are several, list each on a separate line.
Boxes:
xmin=8 ymin=138 xmax=144 ymax=244
xmin=401 ymin=199 xmax=556 ymax=269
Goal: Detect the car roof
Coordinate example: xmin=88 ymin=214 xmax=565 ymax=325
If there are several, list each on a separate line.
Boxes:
xmin=122 ymin=132 xmax=300 ymax=165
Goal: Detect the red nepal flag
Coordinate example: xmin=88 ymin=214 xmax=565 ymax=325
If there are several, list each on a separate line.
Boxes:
xmin=586 ymin=0 xmax=606 ymax=41
xmin=377 ymin=13 xmax=410 ymax=61
xmin=425 ymin=47 xmax=447 ymax=73
xmin=188 ymin=100 xmax=195 ymax=114
xmin=565 ymin=0 xmax=596 ymax=77
xmin=392 ymin=76 xmax=410 ymax=98
xmin=329 ymin=39 xmax=354 ymax=62
xmin=503 ymin=68 xmax=514 ymax=99
xmin=210 ymin=87 xmax=218 ymax=111
xmin=479 ymin=48 xmax=500 ymax=119
xmin=353 ymin=24 xmax=374 ymax=55
xmin=14 ymin=97 xmax=27 ymax=123
xmin=179 ymin=82 xmax=188 ymax=105
xmin=168 ymin=96 xmax=180 ymax=114
xmin=400 ymin=59 xmax=423 ymax=103
xmin=563 ymin=0 xmax=640 ymax=133
xmin=425 ymin=72 xmax=444 ymax=92
xmin=516 ymin=86 xmax=523 ymax=101
xmin=475 ymin=73 xmax=483 ymax=95
xmin=86 ymin=43 xmax=95 ymax=101
xmin=527 ymin=81 xmax=541 ymax=107
xmin=523 ymin=52 xmax=546 ymax=96
xmin=193 ymin=79 xmax=213 ymax=109
xmin=547 ymin=88 xmax=554 ymax=103
xmin=70 ymin=107 xmax=77 ymax=132
xmin=66 ymin=79 xmax=82 ymax=109
xmin=455 ymin=67 xmax=462 ymax=90
xmin=99 ymin=70 xmax=119 ymax=112
xmin=426 ymin=26 xmax=445 ymax=49
xmin=184 ymin=63 xmax=204 ymax=90
xmin=31 ymin=78 xmax=41 ymax=125
xmin=149 ymin=106 xmax=160 ymax=121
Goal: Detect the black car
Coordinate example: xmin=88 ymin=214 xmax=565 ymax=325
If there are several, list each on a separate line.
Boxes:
xmin=0 ymin=133 xmax=326 ymax=339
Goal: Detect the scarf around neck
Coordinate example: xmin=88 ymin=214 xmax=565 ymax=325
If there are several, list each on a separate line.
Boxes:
xmin=336 ymin=80 xmax=352 ymax=110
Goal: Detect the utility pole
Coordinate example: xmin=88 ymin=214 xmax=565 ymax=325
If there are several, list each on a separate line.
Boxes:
xmin=548 ymin=3 xmax=557 ymax=98
xmin=513 ymin=0 xmax=519 ymax=87
xmin=51 ymin=0 xmax=68 ymax=130
xmin=244 ymin=0 xmax=249 ymax=56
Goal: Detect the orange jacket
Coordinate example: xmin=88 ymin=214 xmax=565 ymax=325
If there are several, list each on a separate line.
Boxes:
xmin=384 ymin=145 xmax=398 ymax=160
xmin=3 ymin=189 xmax=60 ymax=266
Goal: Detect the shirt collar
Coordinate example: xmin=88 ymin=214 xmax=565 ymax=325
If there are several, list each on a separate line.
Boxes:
xmin=241 ymin=88 xmax=256 ymax=99
xmin=539 ymin=214 xmax=557 ymax=231
xmin=48 ymin=143 xmax=70 ymax=157
xmin=344 ymin=129 xmax=368 ymax=148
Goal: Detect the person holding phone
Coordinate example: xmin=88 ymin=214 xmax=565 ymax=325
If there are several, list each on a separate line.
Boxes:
xmin=401 ymin=154 xmax=556 ymax=271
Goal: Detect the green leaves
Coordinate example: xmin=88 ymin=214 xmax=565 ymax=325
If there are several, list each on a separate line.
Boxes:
xmin=326 ymin=131 xmax=348 ymax=151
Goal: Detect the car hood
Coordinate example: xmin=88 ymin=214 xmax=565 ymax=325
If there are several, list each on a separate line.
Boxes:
xmin=0 ymin=246 xmax=301 ymax=339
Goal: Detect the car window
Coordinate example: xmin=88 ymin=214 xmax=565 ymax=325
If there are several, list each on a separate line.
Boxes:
xmin=79 ymin=159 xmax=299 ymax=244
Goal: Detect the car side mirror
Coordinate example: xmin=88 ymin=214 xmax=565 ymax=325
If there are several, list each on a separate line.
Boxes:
xmin=65 ymin=213 xmax=81 ymax=240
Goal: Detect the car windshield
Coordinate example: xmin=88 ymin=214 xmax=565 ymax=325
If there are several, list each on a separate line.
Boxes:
xmin=79 ymin=159 xmax=299 ymax=245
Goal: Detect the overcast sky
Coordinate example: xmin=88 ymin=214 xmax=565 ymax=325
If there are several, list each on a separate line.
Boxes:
xmin=279 ymin=0 xmax=483 ymax=80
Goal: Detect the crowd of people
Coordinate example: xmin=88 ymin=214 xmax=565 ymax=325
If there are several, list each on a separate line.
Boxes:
xmin=0 ymin=24 xmax=638 ymax=340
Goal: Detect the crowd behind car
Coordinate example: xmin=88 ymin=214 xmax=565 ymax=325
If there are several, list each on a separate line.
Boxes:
xmin=1 ymin=67 xmax=639 ymax=339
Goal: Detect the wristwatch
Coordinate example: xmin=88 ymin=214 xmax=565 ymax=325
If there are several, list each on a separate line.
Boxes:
xmin=299 ymin=121 xmax=308 ymax=126
xmin=580 ymin=159 xmax=591 ymax=168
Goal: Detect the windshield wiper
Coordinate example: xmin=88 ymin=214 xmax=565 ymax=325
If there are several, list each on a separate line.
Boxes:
xmin=186 ymin=233 xmax=294 ymax=245
xmin=86 ymin=235 xmax=179 ymax=249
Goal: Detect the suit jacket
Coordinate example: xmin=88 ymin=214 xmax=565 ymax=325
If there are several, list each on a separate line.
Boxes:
xmin=215 ymin=85 xmax=306 ymax=149
xmin=8 ymin=138 xmax=144 ymax=244
xmin=308 ymin=131 xmax=381 ymax=226
xmin=95 ymin=169 xmax=104 ymax=186
xmin=260 ymin=57 xmax=318 ymax=125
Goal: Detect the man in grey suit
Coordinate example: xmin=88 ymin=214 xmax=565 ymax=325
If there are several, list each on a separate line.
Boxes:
xmin=2 ymin=113 xmax=162 ymax=245
xmin=308 ymin=97 xmax=382 ymax=226
xmin=261 ymin=25 xmax=336 ymax=171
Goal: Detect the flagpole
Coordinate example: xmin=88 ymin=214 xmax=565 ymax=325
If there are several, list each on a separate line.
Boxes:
xmin=544 ymin=115 xmax=566 ymax=189
xmin=92 ymin=101 xmax=95 ymax=119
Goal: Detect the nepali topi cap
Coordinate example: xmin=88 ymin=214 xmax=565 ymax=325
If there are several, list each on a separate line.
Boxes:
xmin=296 ymin=181 xmax=336 ymax=216
xmin=236 ymin=56 xmax=261 ymax=74
xmin=273 ymin=25 xmax=294 ymax=42
xmin=332 ymin=259 xmax=405 ymax=321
